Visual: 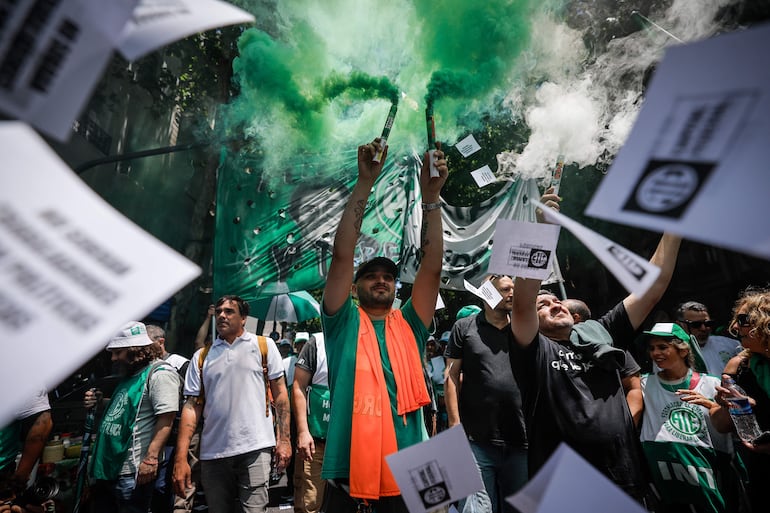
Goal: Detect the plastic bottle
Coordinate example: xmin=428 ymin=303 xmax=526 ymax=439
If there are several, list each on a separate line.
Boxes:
xmin=722 ymin=375 xmax=762 ymax=443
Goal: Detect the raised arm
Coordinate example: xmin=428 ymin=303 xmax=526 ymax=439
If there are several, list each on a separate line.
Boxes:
xmin=411 ymin=145 xmax=448 ymax=326
xmin=194 ymin=304 xmax=215 ymax=350
xmin=622 ymin=233 xmax=682 ymax=330
xmin=511 ymin=277 xmax=542 ymax=347
xmin=511 ymin=188 xmax=561 ymax=347
xmin=323 ymin=139 xmax=388 ymax=316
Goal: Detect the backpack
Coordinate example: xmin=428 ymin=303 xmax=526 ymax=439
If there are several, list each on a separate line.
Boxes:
xmin=196 ymin=335 xmax=271 ymax=417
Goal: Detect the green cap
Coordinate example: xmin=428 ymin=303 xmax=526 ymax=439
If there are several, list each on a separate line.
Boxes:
xmin=643 ymin=322 xmax=689 ymax=343
xmin=456 ymin=305 xmax=482 ymax=320
xmin=644 ymin=322 xmax=708 ymax=373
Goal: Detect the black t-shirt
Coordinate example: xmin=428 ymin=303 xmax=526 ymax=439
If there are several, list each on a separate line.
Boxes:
xmin=295 ymin=339 xmax=318 ymax=375
xmin=445 ymin=313 xmax=526 ymax=447
xmin=511 ymin=301 xmax=644 ymax=492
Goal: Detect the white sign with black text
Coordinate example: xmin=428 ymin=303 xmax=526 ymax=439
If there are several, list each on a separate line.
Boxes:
xmin=470 ymin=165 xmax=497 ymax=188
xmin=385 ymin=425 xmax=484 ymax=513
xmin=487 ymin=219 xmax=560 ymax=281
xmin=463 ymin=279 xmax=503 ymax=309
xmin=0 ymin=123 xmax=201 ymax=427
xmin=455 ymin=134 xmax=481 ymax=158
xmin=585 ymin=24 xmax=770 ymax=259
xmin=532 ymin=199 xmax=660 ymax=297
xmin=0 ymin=0 xmax=139 ymax=140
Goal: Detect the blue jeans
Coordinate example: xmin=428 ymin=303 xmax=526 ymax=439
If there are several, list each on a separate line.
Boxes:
xmin=460 ymin=441 xmax=527 ymax=513
xmin=91 ymin=474 xmax=154 ymax=513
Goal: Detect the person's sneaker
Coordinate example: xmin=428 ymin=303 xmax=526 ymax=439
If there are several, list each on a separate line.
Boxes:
xmin=280 ymin=494 xmax=294 ymax=504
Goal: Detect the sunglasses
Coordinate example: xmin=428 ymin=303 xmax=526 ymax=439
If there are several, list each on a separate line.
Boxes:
xmin=735 ymin=313 xmax=752 ymax=327
xmin=682 ymin=319 xmax=718 ymax=329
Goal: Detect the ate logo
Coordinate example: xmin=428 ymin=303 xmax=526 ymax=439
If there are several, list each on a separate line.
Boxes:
xmin=623 ymin=159 xmax=714 ymax=219
xmin=528 ymin=248 xmax=550 ymax=269
xmin=665 ymin=405 xmax=703 ymax=437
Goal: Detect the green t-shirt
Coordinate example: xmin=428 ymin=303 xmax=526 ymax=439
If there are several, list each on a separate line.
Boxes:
xmin=321 ymin=296 xmax=429 ymax=480
xmin=0 ymin=421 xmax=21 ymax=473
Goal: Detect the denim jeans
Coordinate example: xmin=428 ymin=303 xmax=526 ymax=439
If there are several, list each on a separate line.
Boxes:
xmin=460 ymin=441 xmax=527 ymax=513
xmin=91 ymin=474 xmax=154 ymax=513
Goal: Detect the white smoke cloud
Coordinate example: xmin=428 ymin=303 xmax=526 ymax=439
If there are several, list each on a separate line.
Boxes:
xmin=499 ymin=0 xmax=736 ymax=182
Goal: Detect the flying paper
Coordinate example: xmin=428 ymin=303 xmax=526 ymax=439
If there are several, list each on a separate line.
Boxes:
xmin=0 ymin=123 xmax=200 ymax=427
xmin=532 ymin=199 xmax=660 ymax=297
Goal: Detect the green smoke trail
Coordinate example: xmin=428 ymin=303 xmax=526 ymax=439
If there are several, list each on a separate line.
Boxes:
xmin=322 ymin=71 xmax=400 ymax=105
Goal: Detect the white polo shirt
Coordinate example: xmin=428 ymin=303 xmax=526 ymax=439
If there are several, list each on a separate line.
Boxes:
xmin=185 ymin=331 xmax=284 ymax=460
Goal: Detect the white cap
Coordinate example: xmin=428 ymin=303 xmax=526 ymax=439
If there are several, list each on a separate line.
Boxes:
xmin=106 ymin=321 xmax=154 ymax=350
xmin=295 ymin=331 xmax=310 ymax=343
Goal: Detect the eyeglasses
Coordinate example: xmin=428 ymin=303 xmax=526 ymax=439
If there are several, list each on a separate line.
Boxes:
xmin=681 ymin=320 xmax=718 ymax=329
xmin=735 ymin=314 xmax=751 ymax=327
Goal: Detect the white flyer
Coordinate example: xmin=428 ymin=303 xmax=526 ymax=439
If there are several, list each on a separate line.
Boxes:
xmin=435 ymin=291 xmax=445 ymax=311
xmin=455 ymin=134 xmax=481 ymax=157
xmin=386 ymin=425 xmax=484 ymax=513
xmin=0 ymin=0 xmax=138 ymax=141
xmin=470 ymin=165 xmax=497 ymax=188
xmin=487 ymin=219 xmax=560 ymax=281
xmin=532 ymin=199 xmax=660 ymax=297
xmin=0 ymin=123 xmax=201 ymax=427
xmin=585 ymin=24 xmax=770 ymax=259
xmin=118 ymin=0 xmax=255 ymax=61
xmin=463 ymin=279 xmax=503 ymax=309
xmin=506 ymin=443 xmax=646 ymax=513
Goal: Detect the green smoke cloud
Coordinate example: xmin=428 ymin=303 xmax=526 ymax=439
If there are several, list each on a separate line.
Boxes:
xmin=222 ymin=0 xmax=542 ymax=179
xmin=417 ymin=0 xmax=537 ymax=105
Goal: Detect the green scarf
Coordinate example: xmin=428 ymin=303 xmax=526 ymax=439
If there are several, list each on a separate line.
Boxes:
xmin=749 ymin=354 xmax=770 ymax=397
xmin=90 ymin=364 xmax=153 ymax=480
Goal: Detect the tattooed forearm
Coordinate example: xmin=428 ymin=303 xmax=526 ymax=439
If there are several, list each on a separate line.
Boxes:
xmin=275 ymin=401 xmax=291 ymax=440
xmin=353 ymin=198 xmax=367 ymax=232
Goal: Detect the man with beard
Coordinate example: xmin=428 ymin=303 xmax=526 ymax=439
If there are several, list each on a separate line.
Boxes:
xmin=445 ymin=274 xmax=527 ymax=513
xmin=85 ymin=321 xmax=180 ymax=512
xmin=320 ymin=138 xmax=447 ymax=512
xmin=173 ymin=295 xmax=291 ymax=513
xmin=509 ymin=191 xmax=682 ymax=503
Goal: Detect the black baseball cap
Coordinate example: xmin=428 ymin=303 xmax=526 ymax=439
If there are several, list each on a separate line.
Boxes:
xmin=354 ymin=257 xmax=398 ymax=282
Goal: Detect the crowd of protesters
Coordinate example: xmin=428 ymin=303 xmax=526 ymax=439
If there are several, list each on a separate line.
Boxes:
xmin=2 ymin=138 xmax=769 ymax=513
